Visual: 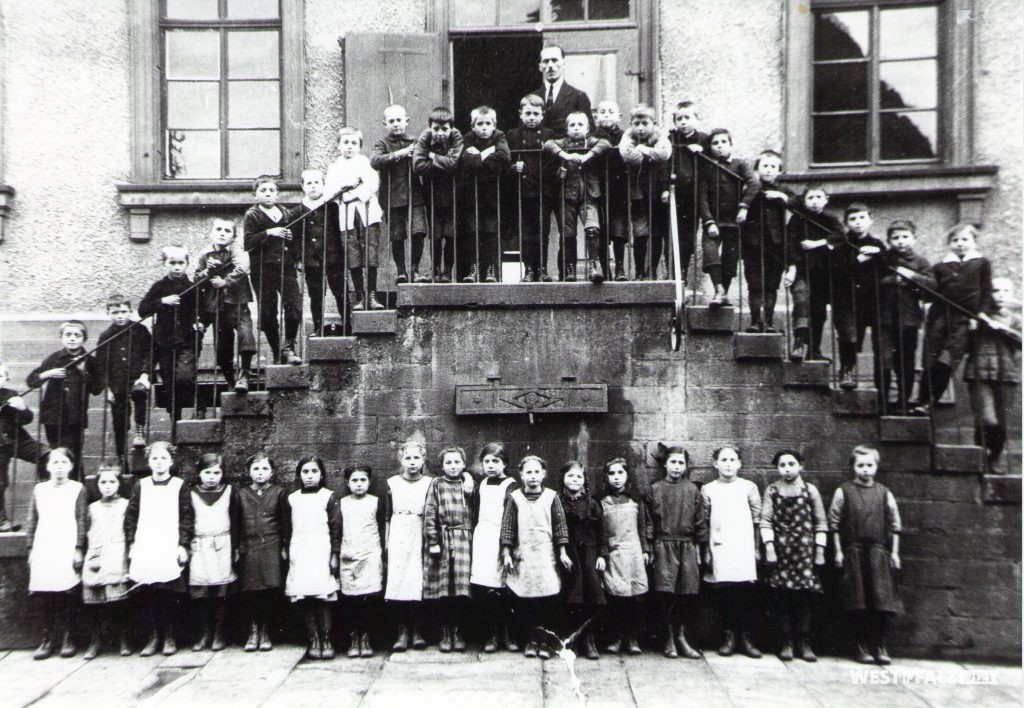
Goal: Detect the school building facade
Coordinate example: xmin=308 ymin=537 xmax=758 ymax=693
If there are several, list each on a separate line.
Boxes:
xmin=0 ymin=1 xmax=1020 ymax=660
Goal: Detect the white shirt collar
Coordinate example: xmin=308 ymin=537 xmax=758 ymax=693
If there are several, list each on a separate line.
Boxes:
xmin=941 ymin=249 xmax=983 ymax=263
xmin=258 ymin=204 xmax=283 ymax=221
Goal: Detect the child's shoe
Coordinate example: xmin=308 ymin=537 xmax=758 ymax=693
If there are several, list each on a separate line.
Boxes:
xmin=501 ymin=625 xmax=519 ymax=652
xmin=875 ymin=642 xmax=892 ymax=666
xmin=119 ymin=630 xmax=132 ymax=656
xmin=162 ymin=635 xmax=177 ymax=656
xmin=745 ymin=322 xmax=764 ymax=334
xmin=675 ymin=626 xmax=701 ymax=659
xmin=351 ymin=298 xmax=366 ymax=311
xmin=541 ymin=271 xmax=553 ymax=283
xmin=439 ymin=627 xmax=452 ymax=653
xmin=59 ymin=632 xmax=76 ymax=658
xmin=411 ymin=626 xmax=427 ymax=650
xmin=523 ymin=267 xmax=536 ymax=283
xmin=132 ymin=426 xmax=147 ymax=448
xmin=452 ymin=626 xmax=465 ymax=652
xmin=244 ymin=623 xmax=259 ymax=652
xmin=778 ymin=637 xmax=794 ymax=661
xmin=33 ymin=636 xmax=53 ymax=660
xmin=321 ymin=634 xmax=335 ymax=660
xmin=368 ymin=293 xmax=385 ymax=310
xmin=717 ymin=630 xmax=736 ymax=656
xmin=483 ymin=633 xmax=499 ymax=653
xmin=396 ymin=271 xmax=409 ymax=285
xmin=347 ymin=631 xmax=360 ymax=658
xmin=790 ymin=342 xmax=808 ymax=363
xmin=192 ymin=629 xmax=211 ymax=652
xmin=614 ymin=265 xmax=627 ymax=282
xmin=435 ymin=270 xmax=451 ymax=284
xmin=234 ymin=373 xmax=249 ymax=394
xmin=484 ymin=265 xmax=497 ymax=283
xmin=140 ymin=631 xmax=160 ymax=657
xmin=537 ymin=644 xmax=551 ymax=660
xmin=306 ymin=632 xmax=321 ymax=661
xmin=738 ymin=633 xmax=761 ymax=658
xmin=605 ymin=638 xmax=622 ymax=655
xmin=462 ymin=265 xmax=478 ymax=283
xmin=663 ymin=628 xmax=679 ymax=658
xmin=524 ymin=642 xmax=538 ymax=658
xmin=855 ymin=641 xmax=874 ymax=664
xmin=392 ymin=626 xmax=409 ymax=652
xmin=589 ymin=260 xmax=604 ymax=284
xmin=626 ymin=635 xmax=642 ymax=655
xmin=582 ymin=633 xmax=599 ymax=660
xmin=413 ymin=269 xmax=431 ymax=284
xmin=798 ymin=635 xmax=817 ymax=662
xmin=258 ymin=625 xmax=273 ymax=651
xmin=211 ymin=626 xmax=226 ymax=652
xmin=282 ymin=345 xmax=302 ymax=365
xmin=563 ymin=264 xmax=577 ymax=282
xmin=359 ymin=632 xmax=374 ymax=658
xmin=0 ymin=519 xmax=13 ymax=532
xmin=839 ymin=368 xmax=857 ymax=390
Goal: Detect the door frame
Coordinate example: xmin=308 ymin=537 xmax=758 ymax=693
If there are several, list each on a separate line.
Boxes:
xmin=427 ymin=0 xmax=659 ymax=114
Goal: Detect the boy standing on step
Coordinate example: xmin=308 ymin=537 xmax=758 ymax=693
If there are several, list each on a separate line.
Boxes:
xmin=94 ymin=293 xmax=152 ymax=457
xmin=413 ymin=107 xmax=464 ymax=283
xmin=458 ymin=106 xmax=511 ymax=283
xmin=0 ymin=362 xmax=46 ymax=530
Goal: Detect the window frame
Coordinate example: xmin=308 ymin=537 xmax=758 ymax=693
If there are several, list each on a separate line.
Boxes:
xmin=127 ymin=0 xmax=303 ymax=187
xmin=786 ymin=0 xmax=975 ymax=174
xmin=446 ymin=0 xmax=637 ymax=33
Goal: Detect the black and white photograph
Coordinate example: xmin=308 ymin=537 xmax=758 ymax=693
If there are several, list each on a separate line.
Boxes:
xmin=0 ymin=0 xmax=1020 ymax=705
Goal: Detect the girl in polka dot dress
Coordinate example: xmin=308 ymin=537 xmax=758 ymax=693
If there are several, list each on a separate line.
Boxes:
xmin=759 ymin=449 xmax=827 ymax=662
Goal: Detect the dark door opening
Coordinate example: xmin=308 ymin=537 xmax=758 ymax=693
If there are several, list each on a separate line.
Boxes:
xmin=452 ymin=35 xmax=544 ymax=132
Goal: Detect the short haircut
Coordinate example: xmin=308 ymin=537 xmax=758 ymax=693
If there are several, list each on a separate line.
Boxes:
xmin=660 ymin=445 xmax=691 ymax=468
xmin=198 ymin=452 xmax=223 ymax=473
xmin=161 ymin=244 xmax=189 ymax=263
xmin=518 ymin=454 xmax=547 ymax=472
xmin=672 ymin=100 xmax=698 ymax=117
xmin=59 ymin=319 xmax=88 ymax=341
xmin=946 ymin=223 xmax=980 ymax=243
xmin=246 ymin=451 xmax=274 ymax=473
xmin=338 ymin=126 xmax=363 ymax=146
xmin=252 ymin=174 xmax=278 ymax=193
xmin=471 ymin=106 xmax=497 ymax=125
xmin=95 ymin=462 xmax=122 ymax=483
xmin=520 ymin=94 xmax=544 ymax=110
xmin=596 ymin=99 xmax=621 ymax=113
xmin=541 ymin=44 xmax=565 ymax=59
xmin=887 ymin=219 xmax=917 ymax=238
xmin=428 ymin=106 xmax=453 ymax=126
xmin=708 ymin=128 xmax=732 ymax=143
xmin=106 ymin=292 xmax=132 ymax=310
xmin=755 ymin=149 xmax=783 ymax=169
xmin=301 ymin=168 xmax=324 ymax=182
xmin=210 ymin=217 xmax=235 ymax=236
xmin=629 ymin=103 xmax=656 ymax=122
xmin=803 ymin=183 xmax=829 ymax=198
xmin=712 ymin=445 xmax=743 ymax=462
xmin=850 ymin=445 xmax=880 ymax=466
xmin=383 ymin=104 xmax=407 ymax=118
xmin=479 ymin=441 xmax=508 ymax=466
xmin=344 ymin=463 xmax=373 ymax=481
xmin=295 ymin=455 xmax=328 ymax=490
xmin=565 ymin=111 xmax=590 ymax=128
xmin=146 ymin=440 xmax=175 ymax=460
xmin=772 ymin=448 xmax=805 ymax=466
xmin=439 ymin=446 xmax=467 ymax=465
xmin=992 ymin=276 xmax=1014 ymax=292
xmin=844 ymin=202 xmax=871 ymax=220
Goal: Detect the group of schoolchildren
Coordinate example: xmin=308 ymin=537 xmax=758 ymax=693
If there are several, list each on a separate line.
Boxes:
xmin=23 ymin=437 xmax=905 ymax=668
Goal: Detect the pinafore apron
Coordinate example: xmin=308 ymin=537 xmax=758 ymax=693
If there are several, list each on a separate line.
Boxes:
xmin=505 ymin=488 xmax=560 ymax=599
xmin=385 ymin=475 xmax=431 ymax=601
xmin=189 ymin=487 xmax=236 ymax=586
xmin=600 ymin=498 xmax=648 ymax=597
xmin=29 ymin=480 xmax=83 ymax=592
xmin=470 ymin=476 xmax=515 ymax=588
xmin=339 ymin=494 xmax=383 ymax=595
xmin=286 ymin=488 xmax=340 ymax=599
xmin=702 ymin=478 xmax=757 ymax=583
xmin=129 ymin=476 xmax=185 ymax=585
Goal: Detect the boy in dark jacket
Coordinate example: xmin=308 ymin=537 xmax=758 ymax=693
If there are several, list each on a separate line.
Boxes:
xmin=594 ymin=100 xmax=629 ymax=280
xmin=506 ymin=94 xmax=556 ymax=282
xmin=26 ymin=320 xmax=102 ymax=479
xmin=372 ymin=105 xmax=429 ymax=284
xmin=0 ymin=363 xmax=46 ymax=529
xmin=94 ymin=293 xmax=153 ymax=457
xmin=413 ymin=107 xmax=464 ymax=283
xmin=138 ymin=245 xmax=202 ymax=423
xmin=668 ymin=100 xmax=709 ymax=288
xmin=458 ymin=106 xmax=511 ymax=283
xmin=878 ymin=220 xmax=935 ymax=412
xmin=619 ymin=104 xmax=672 ymax=280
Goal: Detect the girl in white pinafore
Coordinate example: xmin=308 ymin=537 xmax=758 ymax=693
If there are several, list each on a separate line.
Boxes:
xmin=339 ymin=463 xmax=384 ymax=658
xmin=188 ymin=453 xmax=238 ymax=652
xmin=470 ymin=441 xmax=518 ymax=652
xmin=500 ymin=455 xmax=572 ymax=659
xmin=125 ymin=441 xmax=195 ymax=658
xmin=700 ymin=446 xmax=763 ymax=659
xmin=287 ymin=456 xmax=341 ymax=661
xmin=27 ymin=447 xmax=87 ymax=660
xmin=385 ymin=440 xmax=432 ymax=650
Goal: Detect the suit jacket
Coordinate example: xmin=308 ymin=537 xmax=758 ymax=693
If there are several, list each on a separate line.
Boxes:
xmin=536 ymin=81 xmax=593 ymax=137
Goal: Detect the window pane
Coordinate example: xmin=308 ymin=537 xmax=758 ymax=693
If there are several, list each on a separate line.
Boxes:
xmin=166 ymin=31 xmax=220 ymax=80
xmin=228 ymin=130 xmax=280 ymax=177
xmin=881 ymin=111 xmax=937 ymax=160
xmin=880 ymin=6 xmax=937 ymax=60
xmin=551 ymin=0 xmax=584 ymax=22
xmin=229 ymin=81 xmax=280 ymax=128
xmin=814 ymin=63 xmax=868 ymax=111
xmin=166 ymin=130 xmax=220 ymax=178
xmin=814 ymin=11 xmax=869 ymax=60
xmin=880 ymin=60 xmax=937 ymax=109
xmin=589 ymin=0 xmax=630 ymax=20
xmin=165 ymin=0 xmax=218 ymax=20
xmin=228 ymin=31 xmax=280 ymax=79
xmin=813 ymin=114 xmax=868 ymax=163
xmin=227 ymin=0 xmax=279 ymax=19
xmin=498 ymin=0 xmax=540 ymax=24
xmin=167 ymin=82 xmax=220 ymax=128
xmin=452 ymin=0 xmax=495 ymax=26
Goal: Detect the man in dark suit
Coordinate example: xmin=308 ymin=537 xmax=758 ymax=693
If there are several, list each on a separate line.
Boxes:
xmin=536 ymin=45 xmax=594 ymax=137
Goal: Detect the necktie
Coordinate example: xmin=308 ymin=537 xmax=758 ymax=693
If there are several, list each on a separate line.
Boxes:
xmin=545 ymin=82 xmax=554 ymax=112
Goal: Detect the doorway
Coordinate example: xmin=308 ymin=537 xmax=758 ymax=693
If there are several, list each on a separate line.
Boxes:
xmin=451 ymin=35 xmax=544 ymax=132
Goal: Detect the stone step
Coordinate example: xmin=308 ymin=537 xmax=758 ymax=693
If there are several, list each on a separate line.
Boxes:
xmin=733 ymin=333 xmax=784 ymax=361
xmin=174 ymin=419 xmax=222 ymax=445
xmin=879 ymin=416 xmax=932 ymax=443
xmin=932 ymin=444 xmax=986 ymax=475
xmin=219 ymin=391 xmax=270 ymax=417
xmin=782 ymin=360 xmax=830 ymax=388
xmin=831 ymin=388 xmax=879 ymax=416
xmin=396 ymin=281 xmax=675 ymax=308
xmin=265 ymin=364 xmax=310 ymax=389
xmin=686 ymin=305 xmax=736 ymax=334
xmin=306 ymin=336 xmax=357 ymax=362
xmin=981 ymin=474 xmax=1022 ymax=505
xmin=351 ymin=310 xmax=397 ymax=335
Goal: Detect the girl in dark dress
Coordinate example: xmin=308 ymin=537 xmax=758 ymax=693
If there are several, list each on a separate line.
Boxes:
xmin=759 ymin=449 xmax=827 ymax=662
xmin=828 ymin=445 xmax=903 ymax=665
xmin=558 ymin=460 xmax=605 ymax=659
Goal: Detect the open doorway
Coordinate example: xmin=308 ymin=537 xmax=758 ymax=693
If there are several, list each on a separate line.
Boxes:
xmin=451 ymin=35 xmax=543 ymax=131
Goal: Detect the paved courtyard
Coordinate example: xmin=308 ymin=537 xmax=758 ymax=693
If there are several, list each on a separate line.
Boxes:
xmin=0 ymin=646 xmax=1019 ymax=707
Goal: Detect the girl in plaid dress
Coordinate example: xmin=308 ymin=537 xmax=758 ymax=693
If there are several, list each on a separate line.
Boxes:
xmin=759 ymin=449 xmax=827 ymax=662
xmin=423 ymin=447 xmax=475 ymax=652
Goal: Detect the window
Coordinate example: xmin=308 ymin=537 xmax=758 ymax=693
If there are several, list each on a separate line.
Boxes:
xmin=451 ymin=0 xmax=631 ymax=27
xmin=811 ymin=3 xmax=939 ymax=165
xmin=161 ymin=0 xmax=282 ymax=179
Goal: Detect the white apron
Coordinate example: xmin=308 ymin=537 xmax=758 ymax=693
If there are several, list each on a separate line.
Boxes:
xmin=384 ymin=475 xmax=431 ymax=601
xmin=470 ymin=476 xmax=515 ymax=588
xmin=601 ymin=498 xmax=648 ymax=597
xmin=29 ymin=480 xmax=83 ymax=592
xmin=189 ymin=487 xmax=236 ymax=586
xmin=82 ymin=498 xmax=129 ymax=588
xmin=129 ymin=476 xmax=185 ymax=585
xmin=505 ymin=488 xmax=561 ymax=599
xmin=339 ymin=494 xmax=383 ymax=595
xmin=286 ymin=488 xmax=340 ymax=599
xmin=702 ymin=478 xmax=758 ymax=583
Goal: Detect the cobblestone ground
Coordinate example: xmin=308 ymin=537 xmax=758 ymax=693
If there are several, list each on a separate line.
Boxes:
xmin=0 ymin=646 xmax=1019 ymax=707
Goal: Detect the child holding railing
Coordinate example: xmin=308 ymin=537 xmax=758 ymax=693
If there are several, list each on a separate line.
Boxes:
xmin=620 ymin=104 xmax=672 ymax=281
xmin=0 ymin=362 xmax=45 ymax=531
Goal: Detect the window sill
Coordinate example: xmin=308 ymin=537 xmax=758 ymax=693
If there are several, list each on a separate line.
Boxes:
xmin=778 ymin=165 xmax=998 ymax=198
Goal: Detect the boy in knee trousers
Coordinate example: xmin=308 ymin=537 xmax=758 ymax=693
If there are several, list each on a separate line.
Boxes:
xmin=668 ymin=100 xmax=709 ymax=290
xmin=506 ymin=94 xmax=556 ymax=282
xmin=594 ymin=100 xmax=629 ymax=281
xmin=372 ymin=105 xmax=430 ymax=284
xmin=196 ymin=218 xmax=257 ymax=394
xmin=243 ymin=176 xmax=302 ymax=365
xmin=458 ymin=106 xmax=511 ymax=283
xmin=413 ymin=107 xmax=464 ymax=283
xmin=95 ymin=293 xmax=152 ymax=456
xmin=619 ymin=104 xmax=672 ymax=280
